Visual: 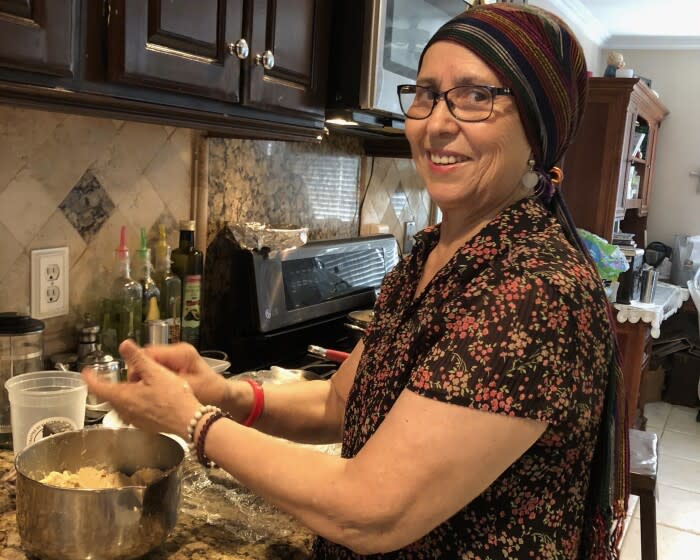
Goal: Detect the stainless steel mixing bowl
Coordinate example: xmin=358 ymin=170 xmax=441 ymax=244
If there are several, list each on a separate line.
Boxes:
xmin=14 ymin=427 xmax=184 ymax=560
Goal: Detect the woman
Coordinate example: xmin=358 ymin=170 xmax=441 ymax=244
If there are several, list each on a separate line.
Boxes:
xmin=85 ymin=4 xmax=627 ymax=558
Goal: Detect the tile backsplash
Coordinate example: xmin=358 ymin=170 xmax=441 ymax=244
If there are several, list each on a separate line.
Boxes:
xmin=0 ymin=106 xmax=193 ymax=355
xmin=0 ymin=106 xmax=429 ymax=357
xmin=206 ymin=133 xmax=430 ymax=247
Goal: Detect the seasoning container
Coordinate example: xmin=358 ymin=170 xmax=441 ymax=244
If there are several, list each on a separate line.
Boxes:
xmin=80 ymin=347 xmax=121 ymax=419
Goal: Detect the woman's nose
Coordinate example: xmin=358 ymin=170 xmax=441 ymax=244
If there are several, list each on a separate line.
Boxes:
xmin=425 ymin=98 xmax=460 ymax=133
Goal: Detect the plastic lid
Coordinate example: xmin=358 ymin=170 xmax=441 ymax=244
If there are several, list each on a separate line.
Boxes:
xmin=179 ymin=220 xmax=196 ymax=231
xmin=115 ymin=225 xmax=129 ymax=259
xmin=155 ymin=224 xmax=169 ymax=260
xmin=136 ymin=227 xmax=151 ymax=260
xmin=0 ymin=312 xmax=45 ymax=334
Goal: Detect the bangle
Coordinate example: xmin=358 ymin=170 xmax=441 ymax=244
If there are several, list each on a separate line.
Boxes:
xmin=186 ymin=404 xmax=219 ymax=452
xmin=241 ymin=378 xmax=265 ymax=427
xmin=196 ymin=410 xmax=233 ymax=468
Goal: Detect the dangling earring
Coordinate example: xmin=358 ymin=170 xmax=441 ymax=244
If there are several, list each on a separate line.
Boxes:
xmin=521 ymin=158 xmax=538 ymax=190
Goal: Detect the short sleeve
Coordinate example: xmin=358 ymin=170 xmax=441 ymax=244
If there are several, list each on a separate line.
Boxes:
xmin=408 ymin=273 xmax=581 ymax=426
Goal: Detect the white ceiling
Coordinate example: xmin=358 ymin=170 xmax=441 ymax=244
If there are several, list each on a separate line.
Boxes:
xmin=569 ymin=0 xmax=700 ymax=49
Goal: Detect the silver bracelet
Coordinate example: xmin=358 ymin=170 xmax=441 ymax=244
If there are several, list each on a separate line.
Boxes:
xmin=186 ymin=405 xmax=220 ymax=451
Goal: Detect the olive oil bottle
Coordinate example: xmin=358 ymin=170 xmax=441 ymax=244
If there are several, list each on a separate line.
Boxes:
xmin=134 ymin=228 xmax=161 ymax=326
xmin=101 ymin=226 xmax=143 ymax=357
xmin=153 ymin=224 xmax=182 ymax=344
xmin=171 ymin=220 xmax=203 ymax=348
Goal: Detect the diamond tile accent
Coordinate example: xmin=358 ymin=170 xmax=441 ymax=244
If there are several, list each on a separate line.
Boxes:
xmin=59 ymin=170 xmax=116 ymax=243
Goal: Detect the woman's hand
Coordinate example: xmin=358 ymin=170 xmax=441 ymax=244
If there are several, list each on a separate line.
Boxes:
xmin=82 ymin=340 xmax=201 ymax=440
xmin=139 ymin=342 xmax=231 ymax=408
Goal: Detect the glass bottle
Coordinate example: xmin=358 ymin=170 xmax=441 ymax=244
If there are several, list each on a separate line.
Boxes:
xmin=134 ymin=227 xmax=161 ymax=327
xmin=171 ymin=220 xmax=203 ymax=348
xmin=153 ymin=224 xmax=182 ymax=344
xmin=101 ymin=226 xmax=143 ymax=357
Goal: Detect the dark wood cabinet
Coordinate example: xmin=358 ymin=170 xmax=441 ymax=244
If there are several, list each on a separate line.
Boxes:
xmin=562 ymin=78 xmax=669 ymax=243
xmin=107 ymin=0 xmax=245 ymax=102
xmin=106 ymin=0 xmax=329 ymax=118
xmin=0 ymin=0 xmax=331 ymax=140
xmin=0 ymin=0 xmax=77 ymax=76
xmin=244 ymin=0 xmax=330 ymax=117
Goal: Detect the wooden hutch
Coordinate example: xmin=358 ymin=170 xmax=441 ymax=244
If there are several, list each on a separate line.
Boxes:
xmin=562 ymin=78 xmax=670 ymax=427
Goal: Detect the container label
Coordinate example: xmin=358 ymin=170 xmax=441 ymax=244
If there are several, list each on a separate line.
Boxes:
xmin=182 ymin=275 xmax=201 ymax=346
xmin=26 ymin=417 xmax=79 ymax=446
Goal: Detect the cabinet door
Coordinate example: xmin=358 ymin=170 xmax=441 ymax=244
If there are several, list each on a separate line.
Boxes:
xmin=0 ymin=0 xmax=76 ymax=76
xmin=638 ymin=122 xmax=659 ymax=217
xmin=107 ymin=0 xmax=245 ymax=102
xmin=245 ymin=0 xmax=330 ymax=117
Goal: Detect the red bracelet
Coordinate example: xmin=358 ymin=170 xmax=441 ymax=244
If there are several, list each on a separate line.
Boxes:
xmin=241 ymin=378 xmax=264 ymax=427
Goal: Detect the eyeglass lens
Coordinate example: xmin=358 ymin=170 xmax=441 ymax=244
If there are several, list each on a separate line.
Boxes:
xmin=399 ymin=86 xmax=495 ymax=122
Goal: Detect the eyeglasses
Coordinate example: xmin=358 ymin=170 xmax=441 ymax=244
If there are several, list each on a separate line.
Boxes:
xmin=397 ymin=84 xmax=513 ymax=122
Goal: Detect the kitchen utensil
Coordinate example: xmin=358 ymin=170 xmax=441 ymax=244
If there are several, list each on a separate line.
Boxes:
xmin=14 ymin=427 xmax=184 ymax=560
xmin=307 ymin=345 xmax=350 ymax=363
xmin=0 ymin=312 xmax=45 ymax=448
xmin=4 ymin=371 xmax=87 ymax=453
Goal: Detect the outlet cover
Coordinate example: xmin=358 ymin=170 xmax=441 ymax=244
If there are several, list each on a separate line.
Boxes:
xmin=31 ymin=247 xmax=69 ymax=319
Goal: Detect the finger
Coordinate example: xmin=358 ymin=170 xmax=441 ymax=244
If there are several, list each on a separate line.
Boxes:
xmin=119 ymin=339 xmax=164 ymax=382
xmin=142 ymin=342 xmax=198 ymax=372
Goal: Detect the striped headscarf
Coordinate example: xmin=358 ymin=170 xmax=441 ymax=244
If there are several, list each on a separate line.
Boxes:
xmin=421 ymin=5 xmax=629 ymax=560
xmin=420 ymin=3 xmax=588 ymax=175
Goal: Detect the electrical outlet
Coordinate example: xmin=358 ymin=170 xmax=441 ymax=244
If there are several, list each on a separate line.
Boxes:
xmin=403 ymin=221 xmax=416 ymax=254
xmin=31 ymin=247 xmax=69 ymax=319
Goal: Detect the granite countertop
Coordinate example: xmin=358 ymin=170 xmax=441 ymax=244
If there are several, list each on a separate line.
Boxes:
xmin=0 ymin=449 xmax=314 ymax=559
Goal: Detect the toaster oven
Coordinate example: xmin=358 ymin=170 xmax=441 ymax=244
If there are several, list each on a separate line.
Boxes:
xmin=201 ymin=231 xmax=400 ymax=372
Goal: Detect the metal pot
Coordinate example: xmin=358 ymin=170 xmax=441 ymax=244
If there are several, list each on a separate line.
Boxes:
xmin=344 ymin=309 xmax=374 ymax=343
xmin=15 ymin=427 xmax=184 ymax=560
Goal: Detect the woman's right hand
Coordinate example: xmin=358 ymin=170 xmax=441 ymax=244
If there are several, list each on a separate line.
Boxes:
xmin=140 ymin=342 xmax=231 ymax=409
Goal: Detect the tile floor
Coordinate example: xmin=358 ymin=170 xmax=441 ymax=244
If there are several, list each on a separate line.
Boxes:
xmin=620 ymin=401 xmax=700 ymax=558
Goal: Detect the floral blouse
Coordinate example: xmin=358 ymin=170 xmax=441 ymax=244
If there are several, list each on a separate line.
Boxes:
xmin=312 ymin=198 xmax=613 ymax=559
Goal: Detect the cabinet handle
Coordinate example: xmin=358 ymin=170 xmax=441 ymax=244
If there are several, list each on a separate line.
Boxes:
xmin=228 ymin=39 xmax=250 ymax=60
xmin=255 ymin=50 xmax=275 ymax=70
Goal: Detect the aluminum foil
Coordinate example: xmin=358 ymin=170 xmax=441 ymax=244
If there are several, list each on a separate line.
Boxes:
xmin=227 ymin=222 xmax=308 ymax=253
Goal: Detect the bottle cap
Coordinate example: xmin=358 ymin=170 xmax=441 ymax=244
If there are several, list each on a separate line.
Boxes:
xmin=116 ymin=226 xmax=129 ymax=259
xmin=136 ymin=228 xmax=151 ymax=262
xmin=155 ymin=224 xmax=169 ymax=262
xmin=179 ymin=220 xmax=196 ymax=231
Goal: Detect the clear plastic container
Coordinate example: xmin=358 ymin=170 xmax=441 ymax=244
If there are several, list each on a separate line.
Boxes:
xmin=5 ymin=371 xmax=87 ymax=453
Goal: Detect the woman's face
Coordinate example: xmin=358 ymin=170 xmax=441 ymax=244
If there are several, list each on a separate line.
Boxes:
xmin=405 ymin=41 xmax=533 ymax=217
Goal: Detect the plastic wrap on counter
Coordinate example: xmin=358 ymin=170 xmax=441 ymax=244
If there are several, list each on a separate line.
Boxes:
xmin=227 ymin=222 xmax=308 ymax=253
xmin=181 ymin=443 xmax=340 ymax=542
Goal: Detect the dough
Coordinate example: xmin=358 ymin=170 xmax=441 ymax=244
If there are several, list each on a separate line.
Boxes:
xmin=40 ymin=466 xmax=164 ymax=489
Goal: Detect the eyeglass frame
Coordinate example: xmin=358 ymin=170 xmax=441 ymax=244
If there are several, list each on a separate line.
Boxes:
xmin=396 ymin=84 xmax=513 ymax=122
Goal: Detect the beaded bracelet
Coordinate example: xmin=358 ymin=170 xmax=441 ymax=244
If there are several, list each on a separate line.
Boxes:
xmin=241 ymin=378 xmax=265 ymax=427
xmin=186 ymin=404 xmax=219 ymax=452
xmin=196 ymin=410 xmax=234 ymax=468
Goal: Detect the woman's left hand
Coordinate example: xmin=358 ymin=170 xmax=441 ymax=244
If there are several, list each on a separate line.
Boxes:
xmin=82 ymin=339 xmax=202 ymax=440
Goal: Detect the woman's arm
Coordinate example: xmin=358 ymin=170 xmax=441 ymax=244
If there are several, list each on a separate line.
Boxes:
xmin=198 ymin=388 xmax=547 ymax=555
xmin=224 ymin=341 xmax=363 ymax=444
